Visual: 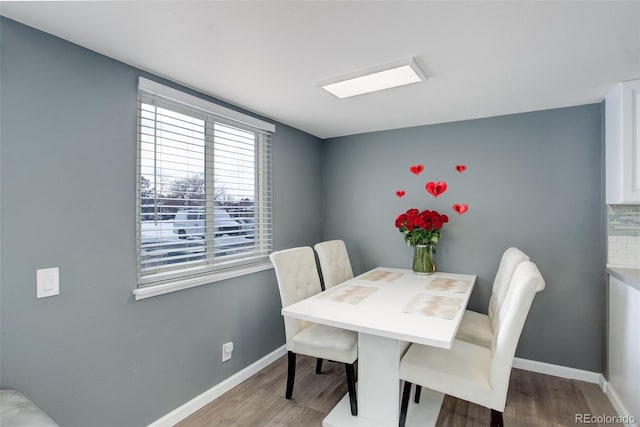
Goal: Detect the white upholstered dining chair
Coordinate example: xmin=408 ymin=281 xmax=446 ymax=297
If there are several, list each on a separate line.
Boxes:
xmin=314 ymin=239 xmax=354 ymax=290
xmin=398 ymin=261 xmax=545 ymax=427
xmin=269 ymin=246 xmax=358 ymax=415
xmin=456 ymin=247 xmax=530 ymax=348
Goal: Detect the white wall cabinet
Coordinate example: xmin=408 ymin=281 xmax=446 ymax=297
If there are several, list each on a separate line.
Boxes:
xmin=606 ymin=79 xmax=640 ymax=204
xmin=608 ymin=275 xmax=640 ymax=421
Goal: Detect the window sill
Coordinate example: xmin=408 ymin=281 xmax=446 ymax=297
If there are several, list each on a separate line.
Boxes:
xmin=132 ymin=261 xmax=274 ymax=301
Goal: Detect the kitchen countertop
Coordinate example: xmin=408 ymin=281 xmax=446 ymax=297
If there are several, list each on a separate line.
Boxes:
xmin=607 ymin=266 xmax=640 ymax=291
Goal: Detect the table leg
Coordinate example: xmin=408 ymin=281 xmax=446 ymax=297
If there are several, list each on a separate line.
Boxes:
xmin=358 ymin=333 xmax=408 ymax=423
xmin=323 ymin=333 xmax=404 ymax=427
xmin=323 ymin=333 xmax=444 ymax=427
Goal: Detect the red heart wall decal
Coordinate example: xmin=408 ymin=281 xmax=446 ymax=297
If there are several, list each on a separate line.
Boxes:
xmin=453 ymin=204 xmax=469 ymax=215
xmin=409 ymin=164 xmax=424 ymax=175
xmin=425 ymin=181 xmax=447 ymax=198
xmin=455 ymin=164 xmax=467 ymax=173
xmin=395 ymin=190 xmax=406 ymax=198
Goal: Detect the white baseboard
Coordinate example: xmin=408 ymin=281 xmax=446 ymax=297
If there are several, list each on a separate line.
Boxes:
xmin=148 ymin=344 xmax=287 ymax=427
xmin=514 ymin=358 xmax=637 ymax=426
xmin=513 ymin=357 xmax=604 ymax=387
xmin=604 ymin=383 xmax=639 ymax=427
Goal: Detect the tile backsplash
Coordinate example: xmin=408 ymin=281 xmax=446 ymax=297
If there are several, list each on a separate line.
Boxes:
xmin=608 ymin=205 xmax=640 ymax=268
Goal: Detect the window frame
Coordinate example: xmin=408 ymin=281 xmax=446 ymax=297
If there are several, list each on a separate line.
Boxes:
xmin=133 ymin=78 xmax=274 ymax=300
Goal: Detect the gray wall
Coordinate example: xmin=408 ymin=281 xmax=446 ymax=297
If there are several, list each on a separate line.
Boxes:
xmin=0 ymin=18 xmax=322 ymax=427
xmin=322 ymin=105 xmax=605 ymax=372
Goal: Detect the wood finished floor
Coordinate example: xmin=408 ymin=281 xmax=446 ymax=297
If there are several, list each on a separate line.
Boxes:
xmin=177 ymin=354 xmax=619 ymax=427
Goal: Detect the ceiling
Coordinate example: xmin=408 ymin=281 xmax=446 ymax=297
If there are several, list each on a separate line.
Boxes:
xmin=1 ymin=1 xmax=639 ymax=139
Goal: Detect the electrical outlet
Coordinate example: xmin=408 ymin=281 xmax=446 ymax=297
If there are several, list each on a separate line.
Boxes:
xmin=222 ymin=341 xmax=233 ymax=362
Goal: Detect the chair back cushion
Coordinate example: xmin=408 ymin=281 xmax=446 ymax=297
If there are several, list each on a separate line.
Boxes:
xmin=489 ymin=261 xmax=545 ymax=410
xmin=314 ymin=240 xmax=354 ymax=289
xmin=488 ymin=247 xmax=530 ymax=331
xmin=270 ymin=247 xmax=323 ymax=343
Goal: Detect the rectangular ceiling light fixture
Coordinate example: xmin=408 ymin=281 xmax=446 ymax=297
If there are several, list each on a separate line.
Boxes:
xmin=320 ymin=58 xmax=426 ymax=99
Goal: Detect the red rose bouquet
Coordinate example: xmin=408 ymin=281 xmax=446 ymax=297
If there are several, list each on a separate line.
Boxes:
xmin=395 ymin=208 xmax=448 ymax=274
xmin=395 ymin=208 xmax=449 ymax=247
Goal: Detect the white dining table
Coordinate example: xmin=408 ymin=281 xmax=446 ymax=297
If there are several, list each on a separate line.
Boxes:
xmin=281 ymin=266 xmax=476 ymax=427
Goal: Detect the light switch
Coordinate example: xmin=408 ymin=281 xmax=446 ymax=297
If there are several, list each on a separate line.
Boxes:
xmin=37 ymin=267 xmax=59 ymax=298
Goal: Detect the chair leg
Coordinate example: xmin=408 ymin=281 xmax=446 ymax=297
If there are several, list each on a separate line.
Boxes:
xmin=414 ymin=385 xmax=422 ymax=404
xmin=286 ymin=351 xmax=296 ymax=400
xmin=399 ymin=381 xmax=412 ymax=427
xmin=490 ymin=409 xmax=504 ymax=427
xmin=345 ymin=363 xmax=357 ymax=416
xmin=316 ymin=358 xmax=323 ymax=374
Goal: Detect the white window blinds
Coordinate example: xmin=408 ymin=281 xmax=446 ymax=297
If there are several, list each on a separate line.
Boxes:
xmin=136 ymin=79 xmax=273 ymax=290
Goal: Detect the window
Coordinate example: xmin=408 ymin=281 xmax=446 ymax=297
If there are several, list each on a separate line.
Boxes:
xmin=135 ymin=78 xmax=274 ymax=299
